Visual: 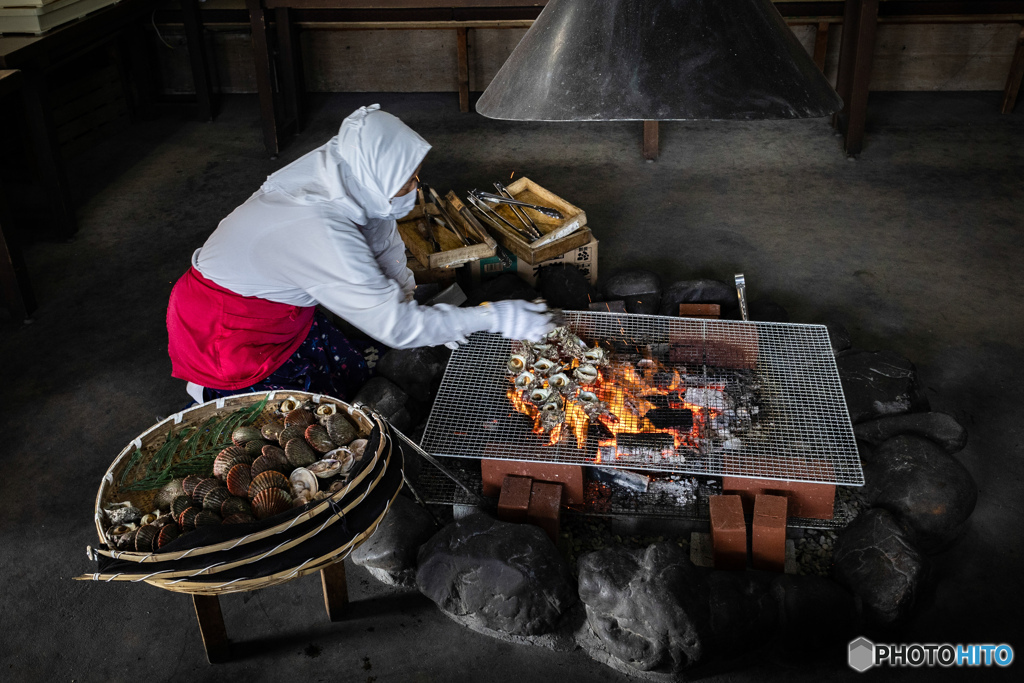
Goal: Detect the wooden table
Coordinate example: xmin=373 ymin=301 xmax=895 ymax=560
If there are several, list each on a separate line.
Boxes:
xmin=0 ymin=70 xmax=37 ymax=322
xmin=0 ymin=0 xmax=216 ymax=238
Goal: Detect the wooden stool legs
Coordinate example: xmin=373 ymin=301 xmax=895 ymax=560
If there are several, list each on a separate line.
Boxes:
xmin=320 ymin=562 xmax=349 ymax=622
xmin=192 ymin=595 xmax=230 ymax=663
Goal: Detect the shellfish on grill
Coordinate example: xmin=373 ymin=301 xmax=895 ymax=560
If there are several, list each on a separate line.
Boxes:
xmin=231 ymin=425 xmax=263 ymax=446
xmin=251 ymin=487 xmax=292 ymax=520
xmin=532 ymin=358 xmax=556 ymax=375
xmin=284 ymin=438 xmax=316 ymax=468
xmin=289 ymin=467 xmax=318 ymax=499
xmin=226 ymin=463 xmax=253 ymax=497
xmin=548 ymin=373 xmax=572 ymax=390
xmin=305 ymin=424 xmax=335 ymax=453
xmin=529 ymin=387 xmax=551 ymax=403
xmin=514 ymin=371 xmax=535 ymax=390
xmin=310 ymin=457 xmax=345 ymax=478
xmin=507 ymin=353 xmax=530 ymax=374
xmin=284 ymin=408 xmax=315 ymax=427
xmin=578 ymin=391 xmax=599 ymax=404
xmin=574 ymin=364 xmax=599 ymax=385
xmin=325 ymin=413 xmax=357 ymax=446
xmin=153 ymin=479 xmax=185 ymax=510
xmin=583 ymin=347 xmax=606 ymax=364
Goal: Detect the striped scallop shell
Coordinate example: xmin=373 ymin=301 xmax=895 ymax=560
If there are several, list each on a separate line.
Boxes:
xmin=223 ymin=512 xmax=258 ymax=524
xmin=231 ymin=425 xmax=263 ymax=446
xmin=251 ymin=488 xmax=293 ymax=520
xmin=261 ymin=419 xmax=285 ymax=441
xmin=248 ymin=470 xmax=291 ymax=499
xmin=192 ymin=478 xmax=221 ymax=507
xmin=170 ymin=495 xmax=193 ymax=519
xmin=325 ymin=414 xmax=358 ymax=446
xmin=178 ymin=507 xmax=200 ymax=531
xmin=277 ymin=424 xmax=305 ymax=446
xmin=304 ymin=424 xmax=334 ymax=453
xmin=220 ymin=496 xmax=251 ymax=517
xmin=284 ymin=438 xmax=316 ymax=468
xmin=134 ymin=525 xmax=159 ymax=552
xmin=226 ymin=463 xmax=253 ymax=497
xmin=202 ymin=486 xmax=231 ymax=511
xmin=244 ymin=439 xmax=270 ymax=458
xmin=213 ymin=447 xmax=251 ymax=480
xmin=156 ymin=524 xmax=180 ymax=549
xmin=284 ymin=408 xmax=315 ymax=427
xmin=195 ymin=510 xmax=222 ymax=526
xmin=182 ymin=474 xmax=204 ymax=499
xmin=251 ymin=448 xmax=290 ymax=477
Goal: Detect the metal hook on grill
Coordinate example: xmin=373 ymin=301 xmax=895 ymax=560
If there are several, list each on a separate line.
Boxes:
xmin=391 ymin=429 xmax=489 ymax=506
xmin=734 ymin=273 xmax=749 ymax=322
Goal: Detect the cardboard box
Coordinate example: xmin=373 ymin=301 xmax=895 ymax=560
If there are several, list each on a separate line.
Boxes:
xmin=469 ymin=236 xmax=598 ymax=286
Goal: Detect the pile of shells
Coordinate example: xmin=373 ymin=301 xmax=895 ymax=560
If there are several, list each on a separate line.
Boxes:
xmin=104 ymin=398 xmax=369 ymax=553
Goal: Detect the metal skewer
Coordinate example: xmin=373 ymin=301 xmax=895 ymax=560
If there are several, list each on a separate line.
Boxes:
xmin=474 ymin=191 xmax=564 ymax=219
xmin=467 ymin=192 xmax=535 ymax=242
xmin=493 ymin=182 xmax=541 ymax=238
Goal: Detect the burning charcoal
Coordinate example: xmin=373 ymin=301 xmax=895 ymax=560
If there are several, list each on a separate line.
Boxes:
xmin=653 ymin=371 xmax=676 ymax=389
xmin=590 ymin=466 xmax=651 ymax=492
xmin=645 ymin=408 xmax=693 ymax=431
xmin=640 ymin=393 xmax=671 ymax=410
xmin=683 ymin=387 xmax=726 ymax=410
xmin=601 ymin=433 xmax=676 ymax=463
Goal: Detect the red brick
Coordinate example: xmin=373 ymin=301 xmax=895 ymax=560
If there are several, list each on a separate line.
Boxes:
xmin=751 ymin=494 xmax=787 ymax=572
xmin=481 ymin=454 xmax=584 ymax=505
xmin=678 ymin=303 xmax=721 ymax=318
xmin=497 ymin=475 xmax=533 ymax=523
xmin=709 ymin=495 xmax=747 ymax=570
xmin=526 ymin=481 xmax=562 ymax=543
xmin=722 ymin=475 xmax=836 ymax=520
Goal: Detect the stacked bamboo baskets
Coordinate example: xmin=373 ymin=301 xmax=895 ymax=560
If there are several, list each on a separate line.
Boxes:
xmin=76 ymin=391 xmax=404 ymax=595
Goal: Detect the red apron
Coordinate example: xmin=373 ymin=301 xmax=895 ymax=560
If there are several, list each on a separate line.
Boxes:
xmin=167 ymin=267 xmax=315 ymax=390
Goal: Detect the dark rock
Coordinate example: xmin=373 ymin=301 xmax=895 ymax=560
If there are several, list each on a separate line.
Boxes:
xmin=835 ymin=351 xmax=930 ymax=423
xmin=577 ymin=543 xmax=711 ymax=673
xmin=863 ymin=435 xmax=977 ymax=552
xmin=854 ymin=412 xmax=968 ymax=454
xmin=707 ymin=570 xmax=777 ymax=653
xmin=465 ymin=273 xmax=539 ymax=306
xmin=605 ymin=269 xmax=661 ymax=315
xmin=658 ymin=279 xmax=737 ymax=316
xmin=832 ymin=509 xmax=926 ymax=626
xmin=536 ymin=263 xmax=601 ymax=311
xmin=821 ymin=320 xmax=852 ymax=354
xmin=416 ymin=513 xmax=576 ymax=636
xmin=351 ymin=496 xmax=437 ymax=587
xmin=375 ymin=347 xmax=445 ymax=411
xmin=748 ymin=298 xmax=789 ymax=323
xmin=770 ymin=574 xmax=859 ymax=650
xmin=354 ymin=376 xmax=409 ymax=422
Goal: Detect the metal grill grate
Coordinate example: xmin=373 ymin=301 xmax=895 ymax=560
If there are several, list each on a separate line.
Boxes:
xmin=421 ymin=312 xmax=863 ymax=486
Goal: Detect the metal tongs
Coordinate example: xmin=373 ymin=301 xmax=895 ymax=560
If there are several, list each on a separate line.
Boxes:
xmin=493 ymin=182 xmax=542 ymax=239
xmin=473 ymin=191 xmax=564 ymax=219
xmin=467 ymin=191 xmax=536 ymax=243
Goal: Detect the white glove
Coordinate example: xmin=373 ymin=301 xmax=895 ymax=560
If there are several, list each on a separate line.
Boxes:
xmin=485 ymin=300 xmax=556 ymax=342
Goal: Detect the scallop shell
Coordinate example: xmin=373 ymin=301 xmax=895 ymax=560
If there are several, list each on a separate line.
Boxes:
xmin=231 ymin=425 xmax=263 ymax=446
xmin=192 ymin=478 xmax=221 ymax=507
xmin=223 ymin=512 xmax=257 ymax=524
xmin=574 ymin=364 xmax=599 ymax=384
xmin=244 ymin=439 xmax=270 ymax=457
xmin=507 ymin=353 xmax=529 ymax=374
xmin=530 ymin=387 xmax=551 ymax=403
xmin=220 ymin=496 xmax=251 ymax=518
xmin=549 ymin=372 xmax=572 ymax=389
xmin=213 ymin=446 xmax=251 ymax=480
xmin=153 ymin=479 xmax=185 ymax=510
xmin=202 ymin=486 xmax=231 ymax=511
xmin=134 ymin=525 xmax=159 ymax=552
xmin=304 ymin=424 xmax=335 ymax=453
xmin=251 ymin=447 xmax=290 ymax=477
xmin=178 ymin=507 xmax=200 ymax=531
xmin=284 ymin=408 xmax=315 ymax=427
xmin=226 ymin=463 xmax=253 ymax=497
xmin=182 ymin=474 xmax=204 ymax=499
xmin=251 ymin=488 xmax=293 ymax=520
xmin=278 ymin=424 xmax=306 ymax=446
xmin=514 ymin=371 xmax=535 ymax=389
xmin=248 ymin=470 xmax=291 ymax=499
xmin=309 ymin=457 xmax=344 ymax=478
xmin=289 ymin=467 xmax=319 ymax=498
xmin=156 ymin=524 xmax=180 ymax=549
xmin=261 ymin=419 xmax=285 ymax=441
xmin=284 ymin=438 xmax=316 ymax=468
xmin=195 ymin=510 xmax=222 ymax=526
xmin=325 ymin=414 xmax=358 ymax=446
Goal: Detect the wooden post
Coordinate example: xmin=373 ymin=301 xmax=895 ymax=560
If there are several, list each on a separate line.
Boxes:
xmin=21 ymin=67 xmax=77 ymax=238
xmin=320 ymin=561 xmax=349 ymax=622
xmin=642 ymin=120 xmax=658 ymax=160
xmin=1001 ymin=25 xmax=1024 ymax=114
xmin=276 ymin=7 xmax=305 ymax=132
xmin=457 ymin=27 xmax=470 ymax=113
xmin=246 ymin=0 xmax=281 ymax=157
xmin=813 ymin=21 xmax=830 ymax=74
xmin=180 ymin=0 xmax=216 ymax=121
xmin=192 ymin=594 xmax=230 ymax=663
xmin=833 ymin=0 xmax=878 ymax=156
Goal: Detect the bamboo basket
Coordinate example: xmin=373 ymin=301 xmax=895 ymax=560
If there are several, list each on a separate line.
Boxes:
xmin=76 ymin=391 xmax=404 ymax=595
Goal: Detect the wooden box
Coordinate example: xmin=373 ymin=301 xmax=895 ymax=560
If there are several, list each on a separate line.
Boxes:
xmin=397 ymin=193 xmax=496 ymax=270
xmin=483 ymin=177 xmax=591 ymax=265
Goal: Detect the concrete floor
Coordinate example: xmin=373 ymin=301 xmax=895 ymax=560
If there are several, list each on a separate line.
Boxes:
xmin=1 ymin=91 xmax=1021 ymax=681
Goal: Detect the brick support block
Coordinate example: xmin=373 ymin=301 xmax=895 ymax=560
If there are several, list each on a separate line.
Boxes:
xmin=722 ymin=476 xmax=836 ymax=520
xmin=709 ymin=494 xmax=747 ymax=570
xmin=481 ymin=455 xmax=584 ymax=505
xmin=497 ymin=475 xmax=533 ymax=523
xmin=526 ymin=481 xmax=562 ymax=543
xmin=751 ymin=494 xmax=787 ymax=572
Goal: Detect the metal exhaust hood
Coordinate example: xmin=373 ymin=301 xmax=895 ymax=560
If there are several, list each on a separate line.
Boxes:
xmin=476 ymin=0 xmax=843 ymax=121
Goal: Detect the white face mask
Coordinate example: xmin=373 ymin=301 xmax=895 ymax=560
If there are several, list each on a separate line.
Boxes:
xmin=386 ymin=189 xmax=417 ymax=220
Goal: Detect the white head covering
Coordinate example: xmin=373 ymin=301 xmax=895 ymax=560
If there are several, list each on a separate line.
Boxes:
xmin=261 ymin=104 xmax=431 ymax=224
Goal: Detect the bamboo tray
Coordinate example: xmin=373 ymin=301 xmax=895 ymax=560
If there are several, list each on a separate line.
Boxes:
xmin=76 ymin=391 xmax=404 ymax=595
xmin=483 ymin=177 xmax=592 ymax=264
xmin=397 ymin=193 xmax=496 ymax=270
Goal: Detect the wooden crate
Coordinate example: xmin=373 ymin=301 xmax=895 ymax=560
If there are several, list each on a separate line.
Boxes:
xmin=397 ymin=192 xmax=495 ymax=270
xmin=483 ymin=177 xmax=591 ymax=264
xmin=0 ymin=0 xmax=118 ymax=35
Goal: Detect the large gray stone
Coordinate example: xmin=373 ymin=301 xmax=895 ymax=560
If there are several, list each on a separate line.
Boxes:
xmin=832 ymin=509 xmax=926 ymax=626
xmin=375 ymin=347 xmax=444 ymax=396
xmin=863 ymin=435 xmax=977 ymax=552
xmin=605 ymin=269 xmax=661 ymax=315
xmin=466 ymin=272 xmax=539 ymax=306
xmin=416 ymin=513 xmax=576 ymax=636
xmin=836 ymin=350 xmax=930 ymax=423
xmin=536 ymin=263 xmax=600 ymax=311
xmin=854 ymin=412 xmax=968 ymax=454
xmin=353 ymin=376 xmax=409 ymax=422
xmin=577 ymin=543 xmax=711 ymax=673
xmin=658 ymin=279 xmax=737 ymax=316
xmin=351 ymin=496 xmax=437 ymax=587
